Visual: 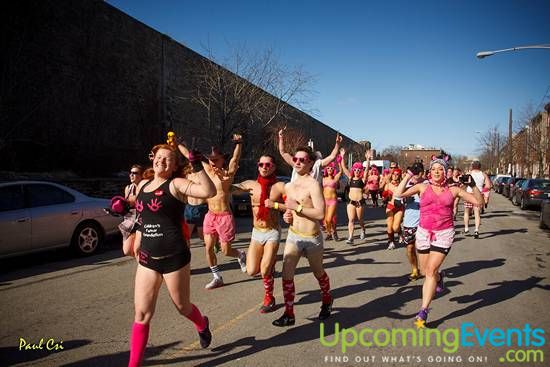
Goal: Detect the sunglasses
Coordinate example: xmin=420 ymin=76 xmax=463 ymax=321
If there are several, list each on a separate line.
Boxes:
xmin=292 ymin=156 xmax=309 ymax=163
xmin=353 ymin=168 xmax=362 ymax=172
xmin=257 ymin=162 xmax=273 ymax=169
xmin=130 ymin=171 xmax=141 ymax=175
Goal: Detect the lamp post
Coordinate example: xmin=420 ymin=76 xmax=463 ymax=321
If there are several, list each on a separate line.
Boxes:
xmin=476 ymin=44 xmax=550 ymax=59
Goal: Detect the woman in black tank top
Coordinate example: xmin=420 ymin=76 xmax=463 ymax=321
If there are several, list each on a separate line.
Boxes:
xmin=128 ymin=144 xmax=216 ymax=367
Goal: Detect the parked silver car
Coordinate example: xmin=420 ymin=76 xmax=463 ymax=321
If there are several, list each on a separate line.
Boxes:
xmin=0 ymin=181 xmax=121 ymax=259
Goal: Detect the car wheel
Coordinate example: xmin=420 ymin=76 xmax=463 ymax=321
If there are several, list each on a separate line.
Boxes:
xmin=540 ymin=208 xmax=548 ymax=229
xmin=71 ymin=222 xmax=103 ymax=256
xmin=520 ymin=197 xmax=527 ymax=210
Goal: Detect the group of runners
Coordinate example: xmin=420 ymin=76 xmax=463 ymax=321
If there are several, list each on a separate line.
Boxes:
xmin=118 ymin=130 xmax=491 ymax=367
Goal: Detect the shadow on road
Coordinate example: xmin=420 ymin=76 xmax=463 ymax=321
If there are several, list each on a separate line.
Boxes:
xmin=430 ymin=276 xmax=549 ymax=328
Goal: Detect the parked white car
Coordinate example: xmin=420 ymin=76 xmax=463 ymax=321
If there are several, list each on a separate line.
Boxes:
xmin=0 ymin=181 xmax=121 ymax=259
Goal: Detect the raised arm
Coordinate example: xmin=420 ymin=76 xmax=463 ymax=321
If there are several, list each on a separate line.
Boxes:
xmin=320 ymin=133 xmax=343 ymax=167
xmin=228 ymin=134 xmax=243 ymax=176
xmin=175 ymin=150 xmax=215 ymax=199
xmin=278 ymin=128 xmax=294 ymax=166
xmin=339 ymin=147 xmax=351 ymax=178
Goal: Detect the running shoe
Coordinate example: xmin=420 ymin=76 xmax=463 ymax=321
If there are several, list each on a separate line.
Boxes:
xmin=238 ymin=250 xmax=247 ymax=273
xmin=272 ymin=313 xmax=295 ymax=327
xmin=359 ymin=231 xmax=366 ymax=240
xmin=415 ymin=308 xmax=429 ymax=323
xmin=318 ymin=298 xmax=334 ymax=320
xmin=345 ymin=237 xmax=354 ymax=245
xmin=324 ymin=233 xmax=333 ymax=241
xmin=408 ymin=270 xmax=420 ymax=281
xmin=474 ymin=231 xmax=479 ymax=239
xmin=435 ymin=271 xmax=445 ymax=293
xmin=198 ymin=316 xmax=212 ymax=348
xmin=387 ymin=242 xmax=395 ymax=250
xmin=205 ymin=277 xmax=224 ymax=290
xmin=463 ymin=229 xmax=469 ymax=236
xmin=260 ymin=297 xmax=276 ymax=314
xmin=333 ymin=232 xmax=340 ymax=242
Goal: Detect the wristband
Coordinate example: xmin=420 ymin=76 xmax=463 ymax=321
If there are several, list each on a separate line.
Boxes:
xmin=234 ymin=141 xmax=243 ymax=145
xmin=274 ymin=202 xmax=279 ymax=210
xmin=296 ymin=204 xmax=303 ymax=213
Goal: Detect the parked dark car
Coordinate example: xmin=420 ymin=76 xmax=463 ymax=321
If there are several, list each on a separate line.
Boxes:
xmin=513 ymin=179 xmax=550 ymax=210
xmin=504 ymin=177 xmax=524 ymax=199
xmin=493 ymin=176 xmax=508 ymax=194
xmin=0 ymin=181 xmax=120 ymax=259
xmin=540 ymin=198 xmax=550 ymax=229
xmin=509 ymin=178 xmax=526 ymax=203
xmin=497 ymin=177 xmax=512 ymax=194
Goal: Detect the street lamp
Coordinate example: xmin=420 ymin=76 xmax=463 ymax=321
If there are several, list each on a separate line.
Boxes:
xmin=476 ymin=44 xmax=550 ymax=59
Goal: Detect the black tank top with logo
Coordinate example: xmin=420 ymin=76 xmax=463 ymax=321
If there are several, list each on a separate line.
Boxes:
xmin=136 ymin=179 xmax=187 ymax=257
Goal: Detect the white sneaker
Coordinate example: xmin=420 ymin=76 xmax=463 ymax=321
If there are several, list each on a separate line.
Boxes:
xmin=387 ymin=242 xmax=395 ymax=250
xmin=345 ymin=237 xmax=354 ymax=245
xmin=238 ymin=251 xmax=247 ymax=273
xmin=205 ymin=277 xmax=224 ymax=290
xmin=359 ymin=231 xmax=366 ymax=240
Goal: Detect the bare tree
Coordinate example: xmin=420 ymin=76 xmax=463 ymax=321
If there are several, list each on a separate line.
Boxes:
xmin=380 ymin=145 xmax=403 ymax=165
xmin=476 ymin=125 xmax=506 ymax=174
xmin=190 ymin=45 xmax=315 ymax=148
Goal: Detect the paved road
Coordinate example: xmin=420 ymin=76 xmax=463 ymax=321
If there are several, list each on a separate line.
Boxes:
xmin=1 ymin=194 xmax=549 ymax=366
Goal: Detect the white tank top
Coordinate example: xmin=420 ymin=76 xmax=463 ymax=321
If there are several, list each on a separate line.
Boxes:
xmin=467 ymin=171 xmax=485 ymax=192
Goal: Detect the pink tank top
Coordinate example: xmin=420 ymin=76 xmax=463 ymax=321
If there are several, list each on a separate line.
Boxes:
xmin=419 ymin=185 xmax=454 ymax=231
xmin=367 ymin=175 xmax=379 ymax=191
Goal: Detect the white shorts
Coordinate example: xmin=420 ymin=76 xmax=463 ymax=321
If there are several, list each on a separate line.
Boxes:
xmin=286 ymin=227 xmax=324 ymax=255
xmin=415 ymin=226 xmax=455 ymax=252
xmin=251 ymin=227 xmax=280 ymax=245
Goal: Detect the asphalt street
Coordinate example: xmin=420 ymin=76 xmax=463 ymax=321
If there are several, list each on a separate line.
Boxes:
xmin=1 ymin=193 xmax=549 ymax=367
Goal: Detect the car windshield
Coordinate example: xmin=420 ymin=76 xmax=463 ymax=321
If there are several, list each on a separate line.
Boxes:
xmin=502 ymin=177 xmax=511 ymax=184
xmin=532 ymin=180 xmax=550 ymax=189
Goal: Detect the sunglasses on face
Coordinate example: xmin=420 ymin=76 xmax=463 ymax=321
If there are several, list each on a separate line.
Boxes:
xmin=257 ymin=162 xmax=273 ymax=169
xmin=353 ymin=168 xmax=362 ymax=173
xmin=130 ymin=171 xmax=141 ymax=175
xmin=292 ymin=156 xmax=309 ymax=163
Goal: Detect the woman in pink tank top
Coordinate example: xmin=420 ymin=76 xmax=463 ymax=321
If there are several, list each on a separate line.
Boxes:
xmin=392 ymin=155 xmax=484 ymax=326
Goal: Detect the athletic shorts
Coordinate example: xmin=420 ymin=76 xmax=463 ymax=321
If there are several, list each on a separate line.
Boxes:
xmin=464 ymin=201 xmax=482 ymax=209
xmin=415 ymin=226 xmax=454 ymax=255
xmin=286 ymin=227 xmax=324 ymax=255
xmin=251 ymin=227 xmax=280 ymax=245
xmin=138 ymin=250 xmax=190 ymax=274
xmin=402 ymin=226 xmax=418 ymax=245
xmin=203 ymin=211 xmax=236 ymax=243
xmin=183 ymin=203 xmax=209 ymax=226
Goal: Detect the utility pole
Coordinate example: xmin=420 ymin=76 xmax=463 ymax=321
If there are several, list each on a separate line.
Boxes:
xmin=506 ymin=108 xmax=513 ymax=174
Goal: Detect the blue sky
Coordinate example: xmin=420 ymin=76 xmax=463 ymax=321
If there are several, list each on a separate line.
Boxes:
xmin=107 ymin=0 xmax=550 ymax=157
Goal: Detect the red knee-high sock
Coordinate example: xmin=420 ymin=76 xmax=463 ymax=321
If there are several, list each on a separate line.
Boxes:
xmin=129 ymin=322 xmax=149 ymax=367
xmin=316 ymin=272 xmax=332 ymax=304
xmin=263 ymin=274 xmax=274 ymax=305
xmin=185 ymin=304 xmax=207 ymax=332
xmin=282 ymin=279 xmax=295 ymax=317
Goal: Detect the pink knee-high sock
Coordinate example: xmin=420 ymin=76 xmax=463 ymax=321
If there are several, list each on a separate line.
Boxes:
xmin=185 ymin=304 xmax=207 ymax=332
xmin=128 ymin=322 xmax=149 ymax=367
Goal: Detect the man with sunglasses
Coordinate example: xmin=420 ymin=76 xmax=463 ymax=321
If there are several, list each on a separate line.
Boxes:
xmin=278 ymin=129 xmax=342 ymax=183
xmin=266 ymin=146 xmax=333 ymax=326
xmin=178 ymin=134 xmax=246 ymax=289
xmin=233 ymin=154 xmax=285 ymax=313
